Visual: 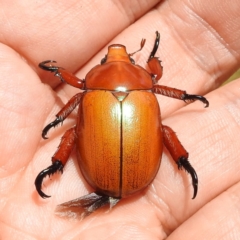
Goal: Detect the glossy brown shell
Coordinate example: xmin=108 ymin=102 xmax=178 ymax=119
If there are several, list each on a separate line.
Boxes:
xmin=85 ymin=62 xmax=153 ymax=91
xmin=76 ymin=90 xmax=162 ymax=198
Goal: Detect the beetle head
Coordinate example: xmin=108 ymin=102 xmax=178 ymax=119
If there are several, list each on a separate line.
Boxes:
xmin=101 ymin=44 xmax=132 ymax=64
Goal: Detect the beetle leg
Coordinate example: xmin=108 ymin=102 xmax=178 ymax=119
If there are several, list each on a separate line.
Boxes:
xmin=153 ymin=85 xmax=209 ymax=107
xmin=148 ymin=31 xmax=160 ymax=60
xmin=162 ymin=125 xmax=198 ymax=199
xmin=147 ymin=31 xmax=163 ymax=82
xmin=35 ymin=127 xmax=76 ymax=198
xmin=42 ymin=93 xmax=83 ymax=139
xmin=39 ymin=60 xmax=85 ymax=89
xmin=55 ymin=192 xmax=120 ymax=219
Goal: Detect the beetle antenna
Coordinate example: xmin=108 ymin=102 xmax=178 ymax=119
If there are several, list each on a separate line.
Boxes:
xmin=129 ymin=38 xmax=146 ymax=56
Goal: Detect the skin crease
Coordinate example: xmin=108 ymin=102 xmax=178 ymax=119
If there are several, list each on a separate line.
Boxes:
xmin=0 ymin=0 xmax=240 ymax=239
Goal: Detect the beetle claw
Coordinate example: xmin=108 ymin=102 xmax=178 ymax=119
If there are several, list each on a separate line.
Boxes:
xmin=35 ymin=160 xmax=64 ymax=199
xmin=148 ymin=31 xmax=160 ymax=60
xmin=42 ymin=117 xmax=63 ymax=139
xmin=39 ymin=60 xmax=59 ymax=72
xmin=177 ymin=157 xmax=198 ymax=199
xmin=182 ymin=94 xmax=209 ymax=108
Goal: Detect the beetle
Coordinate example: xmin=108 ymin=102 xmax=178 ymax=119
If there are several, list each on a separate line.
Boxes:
xmin=35 ymin=31 xmax=209 ymax=218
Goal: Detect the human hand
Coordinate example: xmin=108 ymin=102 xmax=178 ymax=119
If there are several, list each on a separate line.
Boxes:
xmin=0 ymin=1 xmax=240 ymax=239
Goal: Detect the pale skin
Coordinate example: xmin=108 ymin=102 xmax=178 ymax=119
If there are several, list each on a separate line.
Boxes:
xmin=0 ymin=0 xmax=240 ymax=239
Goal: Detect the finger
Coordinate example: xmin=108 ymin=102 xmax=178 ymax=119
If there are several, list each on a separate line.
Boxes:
xmin=0 ymin=1 xmax=159 ymax=84
xmin=0 ymin=44 xmax=67 ymax=239
xmin=0 ymin=43 xmax=54 ymax=177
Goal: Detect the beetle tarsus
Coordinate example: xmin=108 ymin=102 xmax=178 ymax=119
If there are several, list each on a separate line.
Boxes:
xmin=182 ymin=94 xmax=209 ymax=108
xmin=39 ymin=60 xmax=59 ymax=72
xmin=55 ymin=192 xmax=121 ymax=219
xmin=177 ymin=157 xmax=198 ymax=199
xmin=42 ymin=117 xmax=63 ymax=139
xmin=35 ymin=160 xmax=64 ymax=199
xmin=148 ymin=31 xmax=160 ymax=60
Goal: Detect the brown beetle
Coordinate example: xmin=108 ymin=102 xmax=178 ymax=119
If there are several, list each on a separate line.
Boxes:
xmin=35 ymin=32 xmax=208 ymax=218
